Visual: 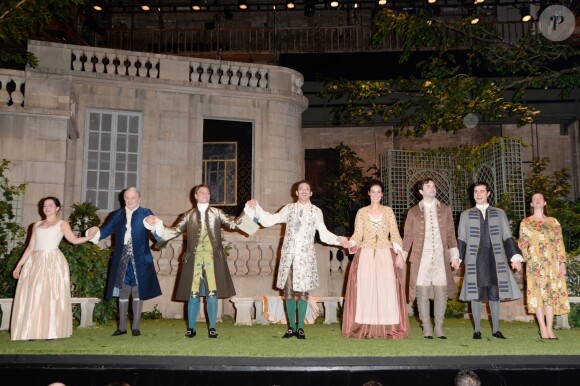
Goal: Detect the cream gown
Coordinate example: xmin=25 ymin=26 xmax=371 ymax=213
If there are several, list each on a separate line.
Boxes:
xmin=10 ymin=221 xmax=72 ymax=340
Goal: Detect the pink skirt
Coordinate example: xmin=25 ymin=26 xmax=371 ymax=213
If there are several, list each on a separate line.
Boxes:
xmin=342 ymin=248 xmax=410 ymax=339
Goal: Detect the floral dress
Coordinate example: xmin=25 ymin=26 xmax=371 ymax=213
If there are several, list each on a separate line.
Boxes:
xmin=519 ymin=216 xmax=570 ymax=314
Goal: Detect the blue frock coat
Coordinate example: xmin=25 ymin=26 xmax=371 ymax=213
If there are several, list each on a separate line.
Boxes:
xmin=99 ymin=206 xmax=162 ymax=301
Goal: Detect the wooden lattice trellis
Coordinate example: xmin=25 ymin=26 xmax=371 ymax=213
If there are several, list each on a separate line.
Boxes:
xmin=380 ymin=137 xmax=526 ymax=229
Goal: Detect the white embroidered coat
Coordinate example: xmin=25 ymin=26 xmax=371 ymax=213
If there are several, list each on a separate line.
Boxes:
xmin=255 ymin=202 xmax=340 ymax=292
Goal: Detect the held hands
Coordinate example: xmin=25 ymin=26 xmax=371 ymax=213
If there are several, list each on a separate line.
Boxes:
xmin=145 ymin=215 xmax=158 ymax=226
xmin=451 ymin=259 xmax=460 ymax=270
xmin=87 ymin=226 xmax=99 ymax=238
xmin=246 ymin=199 xmax=257 ymax=209
xmin=338 ymin=236 xmax=351 ymax=249
xmin=395 ymin=252 xmax=405 ymax=270
xmin=86 ymin=227 xmax=97 ymax=239
xmin=511 ymin=261 xmax=522 ymax=272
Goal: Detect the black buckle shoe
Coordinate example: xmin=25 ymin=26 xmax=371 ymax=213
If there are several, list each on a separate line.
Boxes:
xmin=208 ymin=328 xmax=218 ymax=338
xmin=132 ymin=329 xmax=141 ymax=336
xmin=437 ymin=336 xmax=447 ymax=340
xmin=473 ymin=331 xmax=481 ymax=340
xmin=282 ymin=328 xmax=295 ymax=339
xmin=185 ymin=328 xmax=196 ymax=338
xmin=112 ymin=329 xmax=127 ymax=336
xmin=424 ymin=336 xmax=434 ymax=339
xmin=492 ymin=331 xmax=506 ymax=339
xmin=295 ymin=328 xmax=306 ymax=339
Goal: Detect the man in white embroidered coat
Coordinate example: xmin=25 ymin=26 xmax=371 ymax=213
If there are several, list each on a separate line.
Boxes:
xmin=246 ymin=180 xmax=348 ymax=339
xmin=452 ymin=181 xmax=523 ymax=340
xmin=402 ymin=178 xmax=459 ymax=339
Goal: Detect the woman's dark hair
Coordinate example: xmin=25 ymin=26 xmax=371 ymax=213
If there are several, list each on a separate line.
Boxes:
xmin=367 ymin=179 xmax=384 ymax=192
xmin=42 ymin=196 xmax=61 ymax=209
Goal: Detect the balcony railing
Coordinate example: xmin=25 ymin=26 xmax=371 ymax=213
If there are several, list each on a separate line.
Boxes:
xmin=94 ymin=21 xmax=534 ymax=57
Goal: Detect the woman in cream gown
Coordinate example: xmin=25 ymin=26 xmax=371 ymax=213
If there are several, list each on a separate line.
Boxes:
xmin=10 ymin=197 xmax=95 ymax=341
xmin=342 ymin=180 xmax=410 ymax=339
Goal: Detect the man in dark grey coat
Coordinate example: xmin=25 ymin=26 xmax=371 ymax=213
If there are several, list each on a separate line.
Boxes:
xmin=452 ymin=181 xmax=522 ymax=339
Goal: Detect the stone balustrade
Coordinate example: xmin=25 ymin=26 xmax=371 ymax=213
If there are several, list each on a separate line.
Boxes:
xmin=0 ymin=69 xmax=26 ymax=108
xmin=26 ymin=40 xmax=303 ymax=96
xmin=0 ymin=41 xmax=304 ymax=110
xmin=190 ymin=61 xmax=268 ymax=89
xmin=70 ymin=49 xmax=160 ymax=78
xmin=150 ymin=239 xmax=281 ymax=277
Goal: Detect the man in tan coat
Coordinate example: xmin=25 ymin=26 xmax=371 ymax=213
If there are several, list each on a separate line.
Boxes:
xmin=402 ymin=178 xmax=459 ymax=339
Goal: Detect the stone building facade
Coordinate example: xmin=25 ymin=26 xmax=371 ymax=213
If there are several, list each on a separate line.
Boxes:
xmin=1 ymin=40 xmax=578 ymax=323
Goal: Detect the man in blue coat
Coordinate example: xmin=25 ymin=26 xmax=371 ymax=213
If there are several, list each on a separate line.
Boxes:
xmin=88 ymin=187 xmax=161 ymax=336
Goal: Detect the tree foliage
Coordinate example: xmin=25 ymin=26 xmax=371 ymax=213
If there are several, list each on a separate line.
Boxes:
xmin=523 ymin=156 xmax=580 ymax=252
xmin=322 ymin=9 xmax=580 ymax=137
xmin=0 ymin=0 xmax=83 ymax=67
xmin=0 ymin=159 xmax=26 ymax=259
xmin=319 ymin=143 xmax=378 ymax=235
xmin=523 ymin=156 xmax=571 ymax=206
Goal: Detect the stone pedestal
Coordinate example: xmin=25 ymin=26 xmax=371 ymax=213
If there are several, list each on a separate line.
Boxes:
xmin=230 ymin=297 xmax=255 ymax=325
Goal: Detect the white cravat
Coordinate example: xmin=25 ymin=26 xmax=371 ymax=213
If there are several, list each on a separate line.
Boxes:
xmin=422 ymin=200 xmax=435 ymax=210
xmin=197 ymin=203 xmax=209 ymax=230
xmin=124 ymin=205 xmax=139 ymax=245
xmin=476 ymin=203 xmax=489 ymax=219
xmin=298 ymin=202 xmax=310 ymax=218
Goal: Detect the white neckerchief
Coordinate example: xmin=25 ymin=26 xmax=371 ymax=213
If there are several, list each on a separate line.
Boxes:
xmin=476 ymin=203 xmax=489 ymax=219
xmin=197 ymin=203 xmax=209 ymax=230
xmin=124 ymin=205 xmax=139 ymax=244
xmin=421 ymin=199 xmax=437 ymax=210
xmin=297 ymin=202 xmax=311 ymax=218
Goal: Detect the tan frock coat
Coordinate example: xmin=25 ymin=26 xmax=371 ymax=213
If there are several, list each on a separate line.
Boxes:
xmin=402 ymin=201 xmax=458 ymax=302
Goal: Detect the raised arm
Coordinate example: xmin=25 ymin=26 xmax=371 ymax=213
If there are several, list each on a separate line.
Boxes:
xmin=314 ymin=208 xmax=344 ymax=246
xmin=61 ymin=221 xmax=95 ymax=245
xmin=151 ymin=213 xmax=189 ymax=248
xmin=254 ymin=202 xmax=288 ymax=227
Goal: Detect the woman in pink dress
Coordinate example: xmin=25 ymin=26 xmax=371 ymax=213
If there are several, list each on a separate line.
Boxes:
xmin=10 ymin=197 xmax=95 ymax=341
xmin=342 ymin=180 xmax=410 ymax=338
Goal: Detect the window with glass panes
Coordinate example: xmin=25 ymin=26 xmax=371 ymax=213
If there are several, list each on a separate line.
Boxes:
xmin=83 ymin=110 xmax=142 ymax=211
xmin=202 ymin=142 xmax=237 ymax=206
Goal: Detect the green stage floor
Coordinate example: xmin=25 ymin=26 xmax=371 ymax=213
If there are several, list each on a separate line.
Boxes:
xmin=1 ymin=317 xmax=579 ymax=357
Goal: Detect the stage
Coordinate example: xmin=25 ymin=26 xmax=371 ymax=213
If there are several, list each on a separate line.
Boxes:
xmin=1 ymin=353 xmax=580 ymax=385
xmin=1 ymin=318 xmax=579 ymax=386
